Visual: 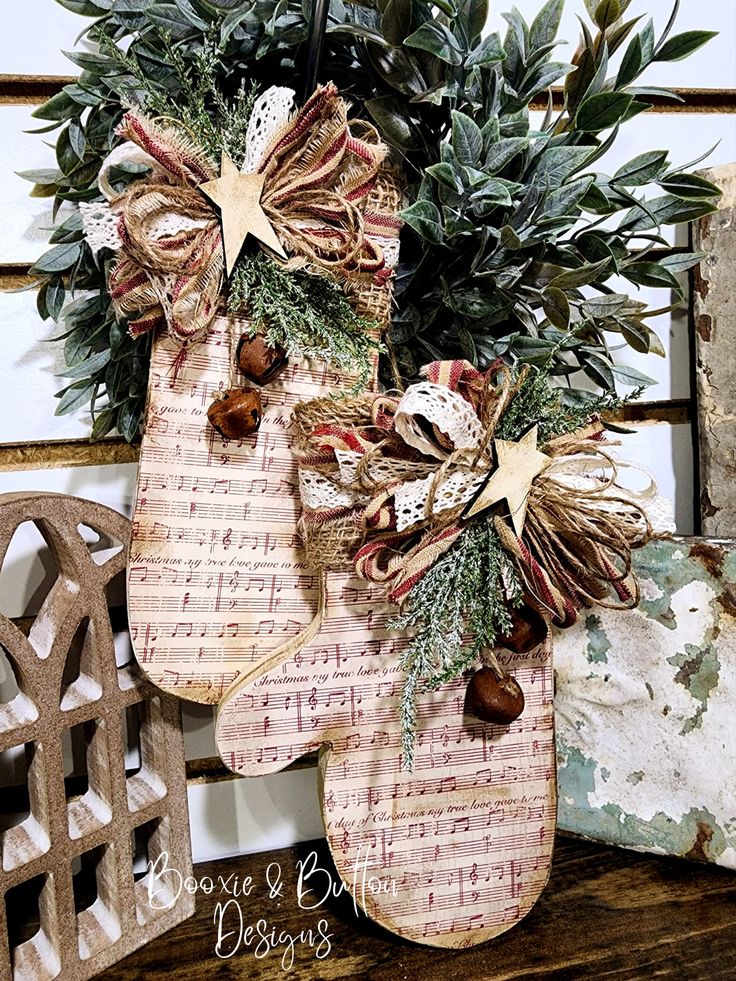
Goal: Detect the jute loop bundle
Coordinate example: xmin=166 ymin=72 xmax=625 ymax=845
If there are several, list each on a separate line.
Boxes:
xmin=104 ymin=84 xmax=401 ymax=344
xmin=294 ymin=359 xmax=656 ymax=626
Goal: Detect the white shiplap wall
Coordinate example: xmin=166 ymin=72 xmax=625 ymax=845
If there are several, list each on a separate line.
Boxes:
xmin=1 ymin=0 xmax=734 ymax=862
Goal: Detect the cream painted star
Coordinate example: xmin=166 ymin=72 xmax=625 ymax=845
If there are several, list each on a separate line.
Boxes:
xmin=465 ymin=425 xmax=550 ymax=536
xmin=199 ymin=153 xmax=287 ymax=277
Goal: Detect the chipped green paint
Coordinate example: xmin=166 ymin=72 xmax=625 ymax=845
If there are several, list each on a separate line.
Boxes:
xmin=638 ymin=540 xmax=736 ymax=627
xmin=667 ymin=643 xmax=721 ymax=734
xmin=555 ymin=537 xmax=736 ymax=870
xmin=557 ymin=741 xmax=729 ymax=862
xmin=584 ymin=614 xmax=610 ymax=664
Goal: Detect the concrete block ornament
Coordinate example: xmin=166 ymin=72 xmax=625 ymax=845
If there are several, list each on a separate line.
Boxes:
xmin=26 ymin=0 xmax=722 ymax=950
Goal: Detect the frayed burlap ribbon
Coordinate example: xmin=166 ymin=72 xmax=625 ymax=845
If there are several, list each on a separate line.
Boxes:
xmin=294 ymin=360 xmax=668 ymax=626
xmin=103 ymin=84 xmax=400 ymax=342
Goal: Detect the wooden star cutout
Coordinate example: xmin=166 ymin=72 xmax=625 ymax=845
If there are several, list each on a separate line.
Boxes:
xmin=199 ymin=153 xmax=287 ymax=277
xmin=465 ymin=425 xmax=550 ymax=537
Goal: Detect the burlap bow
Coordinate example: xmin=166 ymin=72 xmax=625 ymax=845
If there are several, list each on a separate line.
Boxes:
xmin=103 ymin=84 xmax=400 ymax=342
xmin=294 ymin=361 xmax=667 ymax=626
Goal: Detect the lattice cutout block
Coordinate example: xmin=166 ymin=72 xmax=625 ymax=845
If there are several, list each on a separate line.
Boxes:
xmin=0 ymin=492 xmax=194 ymax=981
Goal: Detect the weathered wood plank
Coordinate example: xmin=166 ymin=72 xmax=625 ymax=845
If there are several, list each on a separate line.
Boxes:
xmin=693 ymin=164 xmax=736 ymax=536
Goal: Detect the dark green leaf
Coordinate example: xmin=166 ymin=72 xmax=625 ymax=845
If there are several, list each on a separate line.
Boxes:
xmin=62 ymin=348 xmax=111 ymax=379
xmin=607 ymin=15 xmax=643 ymax=56
xmin=541 ymin=287 xmax=570 ymax=329
xmin=55 ymin=381 xmax=95 ymax=416
xmin=580 ymin=182 xmax=616 ymax=214
xmin=68 ymin=119 xmax=86 ymax=160
xmin=626 ymin=86 xmax=683 ymax=102
xmin=655 ymin=30 xmax=718 ymax=62
xmin=658 ymin=172 xmax=722 ymax=200
xmin=47 ymin=278 xmax=66 ymax=320
xmin=381 ymin=0 xmax=413 ymax=46
xmin=399 ymin=200 xmax=444 ymax=244
xmin=365 ymin=97 xmax=419 ymax=150
xmin=612 ymin=151 xmax=668 ymax=187
xmin=519 ymin=62 xmax=573 ymax=101
xmin=610 ymin=364 xmax=656 ymax=388
xmin=30 ymin=242 xmax=82 ymax=274
xmin=577 ymin=92 xmax=634 ymax=131
xmin=91 ymin=409 xmax=115 ymax=440
xmin=117 ymin=399 xmax=141 ymax=441
xmin=617 ymin=317 xmax=651 ymax=353
xmin=427 ymin=162 xmax=463 ymax=192
xmin=539 ymin=177 xmax=594 ymax=220
xmin=549 ymin=258 xmax=611 ymax=289
xmin=49 ymin=210 xmax=85 ymax=244
xmin=594 ymin=0 xmax=621 ymax=31
xmin=465 ymin=32 xmax=504 ymax=67
xmin=62 ymin=49 xmax=120 ymax=74
xmin=500 ymin=224 xmax=522 ymax=249
xmin=623 ymin=261 xmax=682 ymax=292
xmin=581 ymin=294 xmax=629 ymax=317
xmin=484 ymin=137 xmax=527 ymax=173
xmin=461 ymin=0 xmax=489 ymax=41
xmin=619 ymin=194 xmax=718 ymax=231
xmin=65 ymin=326 xmax=93 ymax=367
xmin=533 ymin=146 xmax=593 ymax=184
xmin=16 ymin=168 xmax=58 ymax=185
xmin=451 ymin=110 xmax=483 ymax=166
xmin=659 ymin=252 xmax=704 ymax=274
xmin=640 ymin=18 xmax=656 ymax=62
xmin=530 ymin=0 xmax=563 ymax=49
xmin=55 ymin=0 xmax=106 ymax=12
xmin=405 ymin=22 xmax=464 ymax=65
xmin=582 ymin=353 xmax=615 ymax=389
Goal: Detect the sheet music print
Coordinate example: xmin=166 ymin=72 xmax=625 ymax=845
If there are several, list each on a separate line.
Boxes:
xmin=216 ymin=575 xmax=556 ymax=947
xmin=128 ymin=317 xmax=346 ymax=701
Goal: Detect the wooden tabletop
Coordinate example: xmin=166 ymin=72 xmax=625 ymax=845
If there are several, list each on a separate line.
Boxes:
xmin=104 ymin=835 xmax=735 ymax=980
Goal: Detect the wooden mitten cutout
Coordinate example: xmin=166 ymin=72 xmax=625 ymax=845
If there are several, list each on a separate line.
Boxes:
xmin=216 ymin=571 xmax=556 ymax=947
xmin=127 ymin=321 xmax=340 ymax=702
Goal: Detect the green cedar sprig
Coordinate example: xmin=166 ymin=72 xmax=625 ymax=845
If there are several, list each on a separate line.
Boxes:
xmin=228 ymin=252 xmax=382 ymax=394
xmin=390 ymin=516 xmax=523 ymax=770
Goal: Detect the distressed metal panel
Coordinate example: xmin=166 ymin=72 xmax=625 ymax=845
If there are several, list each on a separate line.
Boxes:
xmin=693 ymin=163 xmax=736 ymax=536
xmin=555 ymin=537 xmax=736 ymax=869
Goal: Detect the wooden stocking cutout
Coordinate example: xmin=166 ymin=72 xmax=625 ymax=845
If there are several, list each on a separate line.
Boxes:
xmin=216 ymin=572 xmax=556 ymax=947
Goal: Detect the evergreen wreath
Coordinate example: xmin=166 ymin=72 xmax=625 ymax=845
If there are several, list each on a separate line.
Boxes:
xmin=21 ymin=0 xmax=721 ymax=441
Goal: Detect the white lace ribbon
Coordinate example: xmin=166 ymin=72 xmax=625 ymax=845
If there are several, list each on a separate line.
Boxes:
xmin=301 ymin=380 xmax=676 ymax=536
xmin=243 ymin=86 xmax=296 ymax=172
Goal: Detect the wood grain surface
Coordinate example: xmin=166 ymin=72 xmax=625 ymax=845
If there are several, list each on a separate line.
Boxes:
xmin=100 ymin=834 xmax=735 ymax=980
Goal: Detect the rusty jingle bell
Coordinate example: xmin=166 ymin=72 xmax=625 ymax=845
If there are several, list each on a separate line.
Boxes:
xmin=207 ymin=388 xmax=263 ymax=439
xmin=497 ymin=602 xmax=549 ymax=654
xmin=465 ymin=667 xmax=525 ymax=725
xmin=236 ymin=333 xmax=289 ymax=386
